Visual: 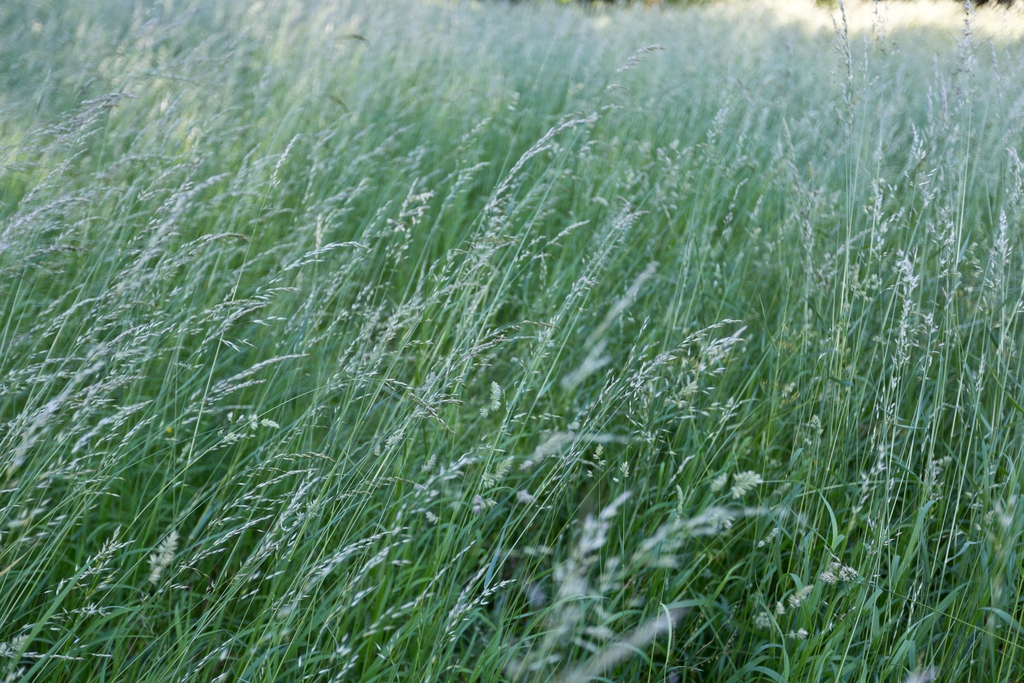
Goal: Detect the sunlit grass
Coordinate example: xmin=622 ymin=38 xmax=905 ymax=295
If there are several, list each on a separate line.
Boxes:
xmin=2 ymin=0 xmax=1024 ymax=681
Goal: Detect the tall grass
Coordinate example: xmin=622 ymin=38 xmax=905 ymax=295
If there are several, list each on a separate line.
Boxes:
xmin=2 ymin=0 xmax=1024 ymax=680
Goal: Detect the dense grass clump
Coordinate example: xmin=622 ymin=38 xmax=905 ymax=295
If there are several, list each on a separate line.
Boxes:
xmin=2 ymin=0 xmax=1024 ymax=680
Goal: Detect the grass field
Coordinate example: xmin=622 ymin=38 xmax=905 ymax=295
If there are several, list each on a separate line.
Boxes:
xmin=3 ymin=0 xmax=1024 ymax=680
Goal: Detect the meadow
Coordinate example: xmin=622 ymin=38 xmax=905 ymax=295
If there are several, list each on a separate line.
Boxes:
xmin=2 ymin=0 xmax=1024 ymax=680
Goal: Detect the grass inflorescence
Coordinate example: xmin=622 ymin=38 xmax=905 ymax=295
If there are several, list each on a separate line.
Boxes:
xmin=2 ymin=0 xmax=1024 ymax=680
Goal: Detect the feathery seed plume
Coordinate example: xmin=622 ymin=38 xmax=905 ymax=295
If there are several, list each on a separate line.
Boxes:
xmin=148 ymin=530 xmax=179 ymax=585
xmin=730 ymin=471 xmax=762 ymax=499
